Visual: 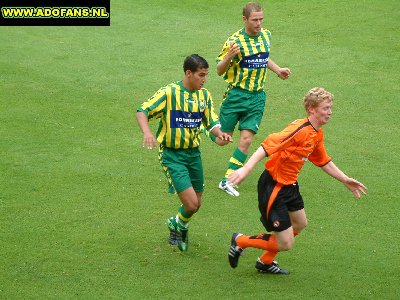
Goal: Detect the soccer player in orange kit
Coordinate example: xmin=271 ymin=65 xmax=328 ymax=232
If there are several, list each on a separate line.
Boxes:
xmin=227 ymin=87 xmax=367 ymax=274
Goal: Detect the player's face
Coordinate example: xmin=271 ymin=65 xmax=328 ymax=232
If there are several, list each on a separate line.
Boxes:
xmin=188 ymin=68 xmax=209 ymax=90
xmin=312 ymin=100 xmax=333 ymax=126
xmin=243 ymin=11 xmax=264 ymax=36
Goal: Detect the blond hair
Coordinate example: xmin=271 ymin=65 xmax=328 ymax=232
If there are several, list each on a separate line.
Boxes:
xmin=242 ymin=2 xmax=263 ymax=18
xmin=304 ymin=87 xmax=334 ymax=113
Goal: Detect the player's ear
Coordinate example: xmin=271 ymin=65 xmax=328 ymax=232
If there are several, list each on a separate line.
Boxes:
xmin=185 ymin=70 xmax=192 ymax=77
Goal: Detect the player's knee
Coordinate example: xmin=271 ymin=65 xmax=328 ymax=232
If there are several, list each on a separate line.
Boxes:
xmin=278 ymin=237 xmax=295 ymax=251
xmin=239 ymin=137 xmax=252 ymax=150
xmin=293 ymin=219 xmax=307 ymax=232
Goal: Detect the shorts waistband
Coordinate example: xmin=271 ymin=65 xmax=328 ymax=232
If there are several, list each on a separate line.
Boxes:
xmin=162 ymin=146 xmax=200 ymax=152
xmin=229 ymin=86 xmax=265 ymax=94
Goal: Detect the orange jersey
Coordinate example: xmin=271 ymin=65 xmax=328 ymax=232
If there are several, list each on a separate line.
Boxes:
xmin=261 ymin=118 xmax=331 ymax=185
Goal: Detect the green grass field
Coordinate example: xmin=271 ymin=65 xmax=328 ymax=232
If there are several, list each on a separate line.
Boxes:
xmin=1 ymin=0 xmax=399 ymax=299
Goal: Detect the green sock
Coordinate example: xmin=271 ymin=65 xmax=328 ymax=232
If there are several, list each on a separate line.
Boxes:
xmin=176 ymin=205 xmax=192 ymax=230
xmin=223 ymin=148 xmax=247 ymax=180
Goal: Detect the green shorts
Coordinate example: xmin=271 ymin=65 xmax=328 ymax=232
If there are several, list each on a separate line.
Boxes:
xmin=220 ymin=87 xmax=267 ymax=133
xmin=159 ymin=146 xmax=204 ymax=194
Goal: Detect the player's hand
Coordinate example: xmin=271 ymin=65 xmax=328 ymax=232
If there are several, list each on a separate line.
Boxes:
xmin=228 ymin=166 xmax=250 ymax=186
xmin=343 ymin=178 xmax=368 ymax=199
xmin=142 ymin=133 xmax=157 ymax=150
xmin=228 ymin=41 xmax=240 ymax=58
xmin=216 ymin=132 xmax=233 ymax=146
xmin=277 ymin=67 xmax=291 ymax=80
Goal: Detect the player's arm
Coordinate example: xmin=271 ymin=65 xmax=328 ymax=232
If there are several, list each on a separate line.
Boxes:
xmin=136 ymin=88 xmax=167 ymax=150
xmin=201 ymin=92 xmax=232 ymax=145
xmin=267 ymin=58 xmax=291 ymax=80
xmin=136 ymin=111 xmax=157 ymax=150
xmin=321 ymin=161 xmax=367 ymax=199
xmin=216 ymin=41 xmax=240 ymax=76
xmin=228 ymin=146 xmax=266 ymax=185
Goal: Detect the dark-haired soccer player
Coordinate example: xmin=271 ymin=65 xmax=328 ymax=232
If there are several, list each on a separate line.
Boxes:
xmin=216 ymin=2 xmax=291 ymax=197
xmin=137 ymin=54 xmax=232 ymax=252
xmin=227 ymin=87 xmax=367 ymax=274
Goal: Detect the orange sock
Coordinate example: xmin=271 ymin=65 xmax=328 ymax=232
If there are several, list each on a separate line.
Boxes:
xmin=258 ymin=230 xmax=300 ymax=264
xmin=259 ymin=250 xmax=277 ymax=264
xmin=236 ymin=234 xmax=279 ymax=252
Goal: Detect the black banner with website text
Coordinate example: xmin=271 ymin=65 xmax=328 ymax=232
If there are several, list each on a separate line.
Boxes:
xmin=0 ymin=0 xmax=110 ymax=26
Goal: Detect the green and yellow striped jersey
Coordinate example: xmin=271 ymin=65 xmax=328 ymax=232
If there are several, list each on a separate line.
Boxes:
xmin=216 ymin=28 xmax=272 ymax=92
xmin=137 ymin=81 xmax=220 ymax=149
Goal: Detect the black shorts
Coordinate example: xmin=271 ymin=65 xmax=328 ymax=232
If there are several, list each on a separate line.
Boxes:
xmin=257 ymin=170 xmax=304 ymax=232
